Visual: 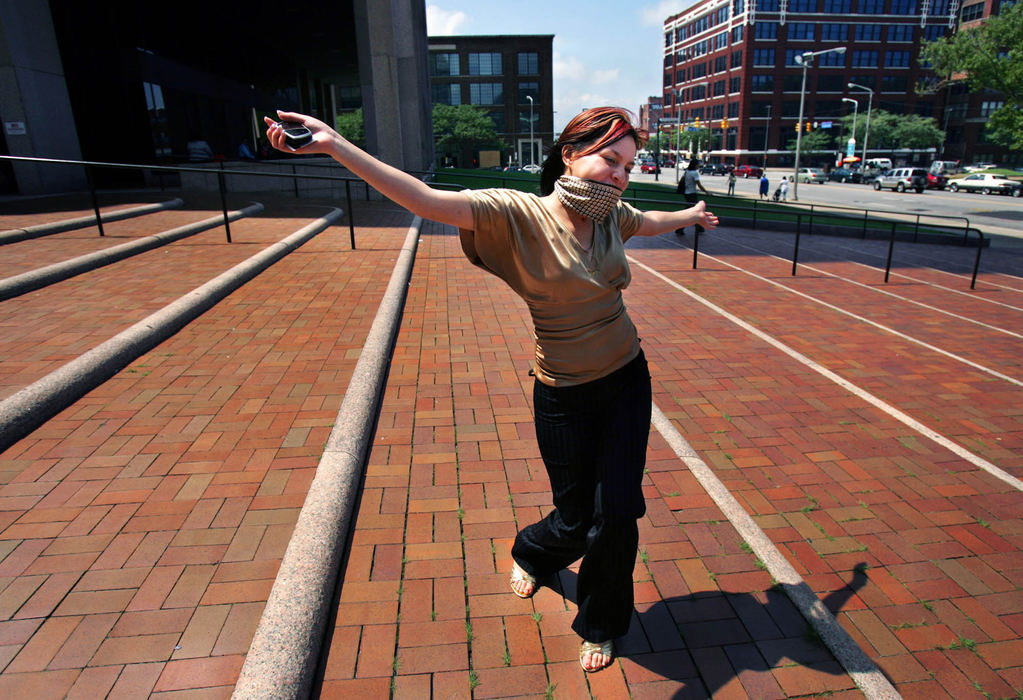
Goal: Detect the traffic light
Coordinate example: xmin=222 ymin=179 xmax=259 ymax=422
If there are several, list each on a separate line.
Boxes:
xmin=695 ymin=117 xmax=701 ymax=129
xmin=795 ymin=122 xmax=802 ymax=133
xmin=806 ymin=121 xmax=812 ymax=133
xmin=720 ymin=118 xmax=728 ymax=130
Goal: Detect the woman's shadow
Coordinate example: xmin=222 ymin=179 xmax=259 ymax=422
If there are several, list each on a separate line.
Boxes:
xmin=549 ymin=564 xmax=874 ymax=698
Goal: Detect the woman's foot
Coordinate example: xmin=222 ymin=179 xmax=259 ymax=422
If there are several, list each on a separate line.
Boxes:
xmin=509 ymin=561 xmax=536 ymax=599
xmin=579 ymin=639 xmax=615 ymax=672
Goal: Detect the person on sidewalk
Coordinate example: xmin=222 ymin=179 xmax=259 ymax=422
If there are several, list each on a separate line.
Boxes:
xmin=727 ymin=171 xmax=736 ymax=196
xmin=266 ymin=107 xmax=718 ymax=674
xmin=675 ymin=159 xmax=709 ymax=235
xmin=759 ymin=172 xmax=770 ymax=199
xmin=779 ymin=176 xmax=789 ymax=201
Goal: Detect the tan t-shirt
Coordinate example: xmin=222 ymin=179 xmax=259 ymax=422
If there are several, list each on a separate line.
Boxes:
xmin=459 ymin=188 xmax=644 ymax=387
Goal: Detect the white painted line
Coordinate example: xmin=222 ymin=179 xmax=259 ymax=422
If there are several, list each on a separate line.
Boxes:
xmin=650 ymin=405 xmax=902 ymax=700
xmin=629 ymin=255 xmax=1023 ymax=494
xmin=706 ymin=234 xmax=1023 ymax=340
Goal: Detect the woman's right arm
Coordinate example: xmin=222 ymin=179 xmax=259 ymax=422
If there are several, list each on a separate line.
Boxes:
xmin=265 ymin=111 xmax=474 ymax=230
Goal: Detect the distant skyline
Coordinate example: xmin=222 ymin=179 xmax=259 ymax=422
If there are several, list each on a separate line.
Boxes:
xmin=426 ymin=1 xmax=697 ymax=133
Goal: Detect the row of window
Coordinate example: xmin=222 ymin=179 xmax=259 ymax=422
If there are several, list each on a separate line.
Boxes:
xmin=749 ymin=73 xmax=911 ymax=92
xmin=745 ymin=100 xmax=935 ymax=120
xmin=432 ymin=81 xmax=540 ymax=107
xmin=428 ymin=51 xmax=540 ymax=77
xmin=749 ymin=0 xmax=949 ymax=12
xmin=750 ymin=48 xmax=912 ymax=68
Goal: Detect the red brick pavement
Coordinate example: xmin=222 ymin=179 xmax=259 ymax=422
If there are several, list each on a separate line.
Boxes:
xmin=1 ymin=195 xmax=1021 ymax=698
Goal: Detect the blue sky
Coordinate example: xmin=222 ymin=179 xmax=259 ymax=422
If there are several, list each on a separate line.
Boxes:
xmin=426 ymin=1 xmax=696 ymax=133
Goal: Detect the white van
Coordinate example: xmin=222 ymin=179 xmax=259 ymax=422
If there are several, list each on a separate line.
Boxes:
xmin=865 ymin=158 xmax=893 ymax=171
xmin=930 ymin=160 xmax=961 ymax=175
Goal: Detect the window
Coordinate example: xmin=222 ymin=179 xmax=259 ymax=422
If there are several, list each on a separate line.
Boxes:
xmin=818 ymin=75 xmax=845 ymax=91
xmin=469 ymin=82 xmax=503 ymax=105
xmin=819 ymin=50 xmax=846 ymax=66
xmin=665 ymin=31 xmax=673 ymax=47
xmin=858 ymin=0 xmax=884 ymax=11
xmin=782 ymin=101 xmax=801 ymax=118
xmin=432 ymin=83 xmax=460 ymax=105
xmin=759 ymin=0 xmax=780 ymax=9
xmin=429 ymin=53 xmax=459 ymax=76
xmin=692 ymin=84 xmax=708 ymax=100
xmin=518 ymin=109 xmax=537 ymax=132
xmin=881 ymin=75 xmax=908 ymax=91
xmin=890 ymin=0 xmax=916 ymax=13
xmin=712 ymin=104 xmax=725 ymax=120
xmin=980 ymin=100 xmax=1004 ymax=117
xmin=715 ymin=56 xmax=727 ymax=72
xmin=931 ymin=0 xmax=950 ymax=12
xmin=469 ymin=53 xmax=502 ymax=75
xmin=886 ymin=50 xmax=911 ymax=67
xmin=889 ymin=25 xmax=913 ymax=41
xmin=851 ymin=50 xmax=878 ymax=67
xmin=665 ymin=55 xmax=674 ymax=68
xmin=823 ymin=0 xmax=852 ymax=10
xmin=924 ymin=25 xmax=947 ymax=41
xmin=961 ymin=3 xmax=984 ymax=20
xmin=849 ymin=75 xmax=876 ymax=90
xmin=731 ymin=50 xmax=743 ymax=68
xmin=855 ymin=24 xmax=882 ymax=41
xmin=517 ymin=52 xmax=538 ymax=75
xmin=751 ymin=74 xmax=775 ymax=91
xmin=714 ymin=80 xmax=726 ymax=96
xmin=790 ymin=0 xmax=817 ymax=10
xmin=729 ymin=76 xmax=742 ymax=93
xmin=783 ymin=75 xmax=804 ymax=92
xmin=788 ymin=23 xmax=815 ymax=40
xmin=755 ymin=22 xmax=778 ymax=39
xmin=753 ymin=49 xmax=776 ymax=66
xmin=734 ymin=0 xmax=745 ymax=13
xmin=692 ymin=63 xmax=708 ymax=79
xmin=676 ymin=69 xmax=686 ymax=84
xmin=821 ymin=24 xmax=849 ymax=41
xmin=785 ymin=49 xmax=804 ymax=66
xmin=488 ymin=111 xmax=505 ymax=132
xmin=715 ymin=32 xmax=729 ymax=50
xmin=518 ymin=82 xmax=539 ymax=101
xmin=732 ymin=25 xmax=745 ymax=42
xmin=728 ymin=102 xmax=739 ymax=118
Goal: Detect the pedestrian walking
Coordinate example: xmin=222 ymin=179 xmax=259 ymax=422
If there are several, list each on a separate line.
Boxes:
xmin=727 ymin=171 xmax=736 ymax=196
xmin=265 ymin=107 xmax=718 ymax=674
xmin=759 ymin=172 xmax=770 ymax=199
xmin=779 ymin=176 xmax=789 ymax=201
xmin=675 ymin=158 xmax=709 ymax=235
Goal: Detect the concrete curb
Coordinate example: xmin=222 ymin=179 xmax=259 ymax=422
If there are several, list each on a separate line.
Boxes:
xmin=0 ymin=198 xmax=185 ymax=244
xmin=0 ymin=202 xmax=264 ymax=301
xmin=0 ymin=207 xmax=343 ymax=452
xmin=232 ymin=216 xmax=424 ymax=700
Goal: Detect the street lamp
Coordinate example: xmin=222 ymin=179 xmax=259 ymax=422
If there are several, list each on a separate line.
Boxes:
xmin=792 ymin=46 xmax=846 ymax=201
xmin=847 ymin=83 xmax=873 ymax=170
xmin=841 ymin=97 xmax=858 ymax=166
xmin=675 ymin=88 xmax=683 ymax=184
xmin=526 ymin=95 xmax=534 ymax=168
xmin=762 ymin=104 xmax=772 ymax=170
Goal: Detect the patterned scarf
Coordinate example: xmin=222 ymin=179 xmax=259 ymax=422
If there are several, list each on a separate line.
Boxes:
xmin=554 ymin=175 xmax=623 ymax=222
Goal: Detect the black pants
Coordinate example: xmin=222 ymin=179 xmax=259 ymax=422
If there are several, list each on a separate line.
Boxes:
xmin=512 ymin=351 xmax=651 ymax=643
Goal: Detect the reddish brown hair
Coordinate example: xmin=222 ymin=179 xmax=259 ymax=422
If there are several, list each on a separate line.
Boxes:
xmin=540 ymin=107 xmax=648 ymax=195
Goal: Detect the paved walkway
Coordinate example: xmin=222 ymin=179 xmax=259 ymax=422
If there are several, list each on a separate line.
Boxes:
xmin=0 ymin=191 xmax=1021 ymax=699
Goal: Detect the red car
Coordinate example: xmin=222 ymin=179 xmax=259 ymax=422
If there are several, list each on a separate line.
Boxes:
xmin=734 ymin=164 xmax=763 ymax=178
xmin=926 ymin=172 xmax=948 ymax=190
xmin=640 ymin=160 xmax=661 ymax=174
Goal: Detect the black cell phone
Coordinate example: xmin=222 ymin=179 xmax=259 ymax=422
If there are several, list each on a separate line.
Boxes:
xmin=279 ymin=121 xmax=313 ymax=149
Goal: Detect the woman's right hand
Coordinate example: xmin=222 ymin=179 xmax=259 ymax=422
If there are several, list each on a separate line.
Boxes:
xmin=264 ymin=110 xmax=338 ymax=156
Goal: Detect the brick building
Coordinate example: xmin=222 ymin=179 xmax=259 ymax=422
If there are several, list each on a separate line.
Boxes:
xmin=662 ymin=0 xmax=959 ymax=167
xmin=427 ymin=35 xmax=554 ymax=169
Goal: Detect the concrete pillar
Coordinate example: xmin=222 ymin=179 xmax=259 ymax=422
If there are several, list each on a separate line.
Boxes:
xmin=353 ymin=0 xmax=433 ymax=172
xmin=0 ymin=0 xmax=85 ymax=193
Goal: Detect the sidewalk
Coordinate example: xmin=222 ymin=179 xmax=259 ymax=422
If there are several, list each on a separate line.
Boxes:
xmin=0 ymin=194 xmax=1021 ymax=698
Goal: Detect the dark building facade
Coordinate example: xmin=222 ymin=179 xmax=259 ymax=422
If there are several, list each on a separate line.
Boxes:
xmin=0 ymin=0 xmax=433 ymax=193
xmin=427 ymin=34 xmax=554 ymax=169
xmin=662 ymin=0 xmax=959 ymax=167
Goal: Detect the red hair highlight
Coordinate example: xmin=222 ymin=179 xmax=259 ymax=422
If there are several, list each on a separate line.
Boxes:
xmin=540 ymin=107 xmax=648 ymax=195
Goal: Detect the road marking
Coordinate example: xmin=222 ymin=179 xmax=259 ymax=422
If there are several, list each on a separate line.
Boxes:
xmin=629 ymin=254 xmax=1023 ymax=494
xmin=650 ymin=405 xmax=902 ymax=699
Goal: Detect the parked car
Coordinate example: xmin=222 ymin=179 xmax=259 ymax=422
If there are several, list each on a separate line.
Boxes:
xmin=700 ymin=162 xmax=733 ymax=175
xmin=963 ymin=162 xmax=998 ymax=172
xmin=734 ymin=164 xmax=763 ymax=178
xmin=827 ymin=167 xmax=862 ymax=183
xmin=929 ymin=160 xmax=961 ymax=176
xmin=873 ymin=167 xmax=928 ymax=193
xmin=948 ymin=173 xmax=1023 ymax=197
xmin=640 ymin=160 xmax=660 ymax=174
xmin=796 ymin=167 xmax=827 ymax=184
xmin=926 ymin=172 xmax=948 ymax=190
xmin=860 ymin=169 xmax=887 ymax=185
xmin=520 ymin=164 xmax=541 ymax=174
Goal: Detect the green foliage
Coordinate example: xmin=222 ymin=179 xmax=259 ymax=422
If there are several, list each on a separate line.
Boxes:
xmin=786 ymin=128 xmax=832 ymax=156
xmin=920 ymin=3 xmax=1023 ymax=149
xmin=432 ymin=104 xmax=506 ymax=160
xmin=335 ymin=109 xmax=365 ymax=148
xmin=836 ymin=109 xmax=944 ymax=150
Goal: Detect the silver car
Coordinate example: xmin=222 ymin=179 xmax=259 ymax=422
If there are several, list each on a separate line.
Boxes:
xmin=797 ymin=167 xmax=827 ymax=184
xmin=948 ymin=173 xmax=1023 ymax=197
xmin=874 ymin=167 xmax=927 ymax=193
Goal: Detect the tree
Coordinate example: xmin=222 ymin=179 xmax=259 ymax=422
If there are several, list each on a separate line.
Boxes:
xmin=920 ymin=2 xmax=1023 ymax=149
xmin=335 ymin=109 xmax=365 ymax=148
xmin=432 ymin=104 xmax=506 ymax=164
xmin=786 ymin=129 xmax=832 ymax=157
xmin=837 ymin=110 xmax=944 ymax=150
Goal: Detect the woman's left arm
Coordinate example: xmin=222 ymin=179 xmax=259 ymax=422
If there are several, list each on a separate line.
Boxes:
xmin=634 ymin=201 xmax=719 ymax=237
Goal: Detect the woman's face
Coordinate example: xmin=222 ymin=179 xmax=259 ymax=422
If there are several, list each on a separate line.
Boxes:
xmin=563 ymin=137 xmax=637 ymax=191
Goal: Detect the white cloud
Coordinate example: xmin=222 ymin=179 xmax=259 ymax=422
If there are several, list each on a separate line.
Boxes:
xmin=591 ymin=69 xmax=620 ymax=85
xmin=553 ymin=52 xmax=586 ymax=82
xmin=426 ymin=5 xmax=469 ymax=35
xmin=639 ymin=0 xmax=691 ymax=26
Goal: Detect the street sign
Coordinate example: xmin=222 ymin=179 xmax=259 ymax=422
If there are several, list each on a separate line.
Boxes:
xmin=820 ymin=121 xmax=833 ymax=129
xmin=846 ymin=138 xmax=856 ymax=157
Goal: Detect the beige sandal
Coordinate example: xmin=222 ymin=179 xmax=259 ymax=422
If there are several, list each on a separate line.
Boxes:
xmin=579 ymin=639 xmax=615 ymax=673
xmin=509 ymin=561 xmax=537 ymax=599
